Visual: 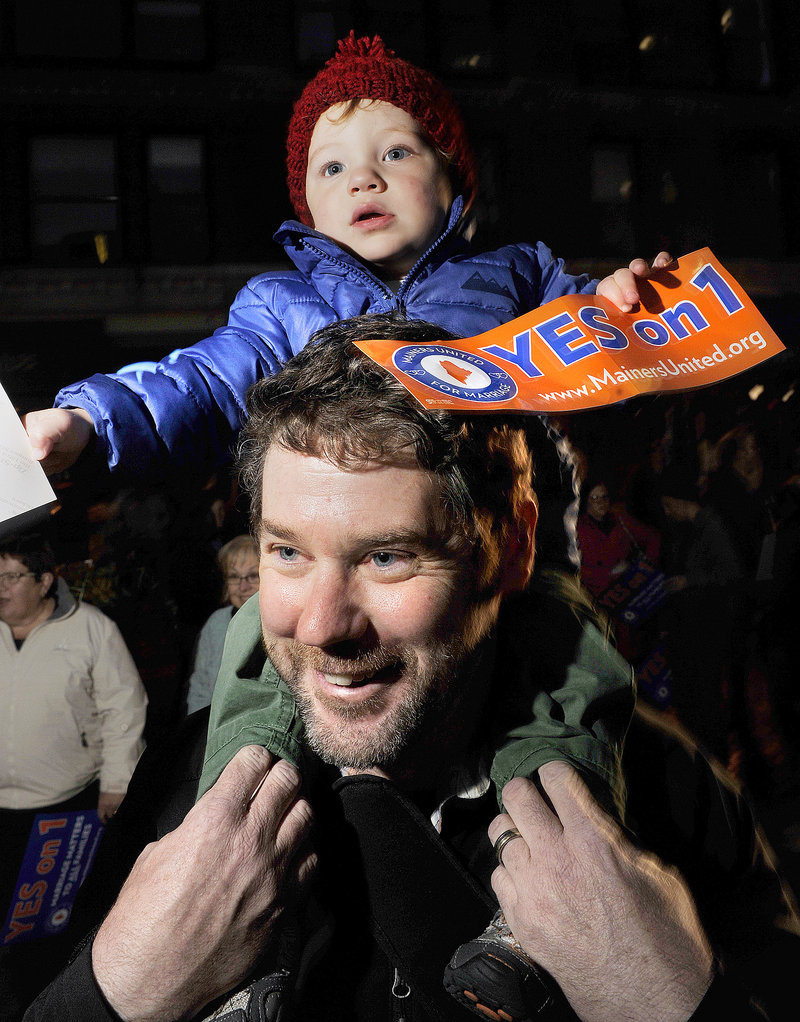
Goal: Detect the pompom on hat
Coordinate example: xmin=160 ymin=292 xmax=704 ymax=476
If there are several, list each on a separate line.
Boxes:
xmin=286 ymin=32 xmax=477 ymax=225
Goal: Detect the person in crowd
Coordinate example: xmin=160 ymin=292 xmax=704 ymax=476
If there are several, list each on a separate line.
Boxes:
xmin=707 ymin=423 xmax=776 ymax=578
xmin=185 ymin=535 xmax=259 ymax=714
xmin=576 ymin=475 xmax=662 ymax=663
xmin=759 ymin=445 xmax=800 ymax=782
xmin=705 ymin=423 xmax=780 ymax=788
xmin=27 ymin=323 xmax=798 ymax=1022
xmin=0 ymin=532 xmax=147 ymax=1020
xmin=577 ymin=476 xmax=661 ymax=598
xmin=657 ymin=466 xmax=745 ymax=764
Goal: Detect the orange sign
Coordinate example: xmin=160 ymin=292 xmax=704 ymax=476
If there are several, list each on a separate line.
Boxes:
xmin=355 ymin=248 xmax=784 ymax=413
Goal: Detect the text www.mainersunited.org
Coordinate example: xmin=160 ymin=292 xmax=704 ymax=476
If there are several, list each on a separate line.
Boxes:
xmin=535 ymin=332 xmax=768 ymax=404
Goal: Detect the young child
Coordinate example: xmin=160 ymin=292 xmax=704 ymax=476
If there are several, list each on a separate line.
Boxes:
xmin=22 ymin=33 xmax=667 ymax=1019
xmin=23 ymin=33 xmax=667 ymax=485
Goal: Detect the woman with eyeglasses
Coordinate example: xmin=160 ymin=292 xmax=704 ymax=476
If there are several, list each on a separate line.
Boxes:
xmin=0 ymin=532 xmax=147 ymax=1018
xmin=577 ymin=477 xmax=661 ymax=599
xmin=576 ymin=475 xmax=663 ymax=665
xmin=0 ymin=534 xmax=147 ymax=828
xmin=185 ymin=535 xmax=259 ymax=714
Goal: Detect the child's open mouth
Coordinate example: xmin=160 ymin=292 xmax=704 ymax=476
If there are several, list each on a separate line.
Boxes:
xmin=352 ymin=205 xmax=393 ymax=228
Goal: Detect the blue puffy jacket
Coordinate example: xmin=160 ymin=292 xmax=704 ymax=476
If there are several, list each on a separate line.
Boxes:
xmin=56 ymin=198 xmax=597 ymax=483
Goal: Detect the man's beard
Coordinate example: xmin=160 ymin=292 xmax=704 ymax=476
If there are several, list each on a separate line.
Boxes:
xmin=265 ymin=637 xmax=470 ymax=771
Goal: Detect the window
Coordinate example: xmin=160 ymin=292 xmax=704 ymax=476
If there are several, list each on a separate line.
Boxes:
xmin=15 ymin=1 xmax=122 ymax=59
xmin=437 ymin=0 xmax=498 ymax=75
xmin=590 ymin=146 xmax=636 ymax=254
xmin=147 ymin=136 xmax=209 ymax=262
xmin=716 ymin=146 xmax=784 ymax=256
xmin=361 ymin=0 xmax=427 ymax=66
xmin=634 ymin=0 xmax=718 ymax=88
xmin=30 ymin=137 xmax=119 ymax=265
xmin=591 ymin=148 xmax=634 ymax=204
xmin=295 ymin=5 xmax=338 ymax=65
xmin=293 ymin=0 xmax=428 ymax=67
xmin=570 ymin=0 xmax=633 ymax=87
xmin=135 ymin=1 xmax=206 ymax=62
xmin=638 ymin=142 xmax=717 ymax=256
xmin=718 ymin=1 xmax=774 ymax=89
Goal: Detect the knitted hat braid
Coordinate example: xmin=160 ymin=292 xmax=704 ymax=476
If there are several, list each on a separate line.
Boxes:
xmin=286 ymin=32 xmax=477 ymax=224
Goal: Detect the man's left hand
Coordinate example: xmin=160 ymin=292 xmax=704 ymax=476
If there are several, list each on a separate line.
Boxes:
xmin=97 ymin=791 xmax=125 ymax=824
xmin=490 ymin=762 xmax=714 ymax=1022
xmin=596 ymin=252 xmax=674 ymax=312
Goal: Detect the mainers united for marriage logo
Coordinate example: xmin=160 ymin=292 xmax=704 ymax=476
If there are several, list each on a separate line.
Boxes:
xmin=391 ymin=345 xmax=518 ymax=403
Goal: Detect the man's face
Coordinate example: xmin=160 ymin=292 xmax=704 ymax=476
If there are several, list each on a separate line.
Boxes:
xmin=305 ymin=100 xmax=453 ymax=280
xmin=258 ymin=445 xmax=492 ymax=771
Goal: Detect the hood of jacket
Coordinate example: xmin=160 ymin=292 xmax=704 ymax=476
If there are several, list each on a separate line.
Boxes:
xmin=51 ymin=576 xmax=78 ymax=622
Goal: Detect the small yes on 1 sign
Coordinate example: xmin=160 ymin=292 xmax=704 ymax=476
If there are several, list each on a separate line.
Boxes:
xmin=2 ymin=811 xmax=104 ymax=945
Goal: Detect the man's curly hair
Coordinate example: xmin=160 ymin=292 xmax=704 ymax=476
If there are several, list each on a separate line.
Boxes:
xmin=238 ymin=313 xmax=544 ymax=585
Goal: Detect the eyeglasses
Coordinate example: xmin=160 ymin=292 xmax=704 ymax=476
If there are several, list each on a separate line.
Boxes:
xmin=0 ymin=572 xmax=36 ymax=587
xmin=225 ymin=572 xmax=259 ymax=586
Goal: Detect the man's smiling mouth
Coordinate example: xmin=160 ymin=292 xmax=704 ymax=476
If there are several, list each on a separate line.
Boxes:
xmin=321 ymin=661 xmax=401 ymax=687
xmin=324 ymin=672 xmax=368 ymax=687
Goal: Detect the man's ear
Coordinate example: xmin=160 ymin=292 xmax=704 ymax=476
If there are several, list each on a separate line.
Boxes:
xmin=499 ymin=498 xmax=538 ymax=594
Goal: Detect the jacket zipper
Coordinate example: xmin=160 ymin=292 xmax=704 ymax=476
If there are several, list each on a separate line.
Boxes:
xmin=299 ymin=241 xmax=397 ymax=305
xmin=395 ymin=206 xmax=462 ymax=304
xmin=298 ymin=196 xmax=465 ymax=314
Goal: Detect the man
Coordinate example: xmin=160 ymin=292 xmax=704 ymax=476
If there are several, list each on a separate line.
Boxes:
xmin=26 ymin=318 xmax=798 ymax=1022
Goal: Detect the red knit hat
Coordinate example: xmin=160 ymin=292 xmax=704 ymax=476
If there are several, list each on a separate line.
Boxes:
xmin=286 ymin=32 xmax=477 ymax=225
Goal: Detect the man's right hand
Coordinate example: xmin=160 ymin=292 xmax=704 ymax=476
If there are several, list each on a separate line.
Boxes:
xmin=21 ymin=407 xmax=94 ymax=474
xmin=91 ymin=747 xmax=315 ymax=1022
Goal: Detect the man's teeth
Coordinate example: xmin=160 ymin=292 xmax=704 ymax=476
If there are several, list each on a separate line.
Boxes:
xmin=323 ymin=673 xmax=368 ymax=687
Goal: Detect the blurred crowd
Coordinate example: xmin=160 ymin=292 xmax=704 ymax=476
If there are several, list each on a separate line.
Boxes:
xmin=561 ymin=382 xmax=800 ymax=801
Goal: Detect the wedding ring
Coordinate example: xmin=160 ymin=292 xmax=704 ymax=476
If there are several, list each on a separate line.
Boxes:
xmin=493 ymin=827 xmax=523 ymax=867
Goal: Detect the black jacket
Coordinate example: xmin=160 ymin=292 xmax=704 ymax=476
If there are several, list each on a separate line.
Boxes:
xmin=24 ymin=704 xmax=799 ymax=1021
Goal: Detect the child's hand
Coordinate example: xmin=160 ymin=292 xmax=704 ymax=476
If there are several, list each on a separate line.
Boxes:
xmin=596 ymin=251 xmax=674 ymax=312
xmin=21 ymin=407 xmax=94 ymax=475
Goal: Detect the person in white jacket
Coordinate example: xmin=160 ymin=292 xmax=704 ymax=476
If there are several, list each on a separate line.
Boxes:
xmin=0 ymin=534 xmax=147 ymax=823
xmin=0 ymin=532 xmax=147 ymax=1019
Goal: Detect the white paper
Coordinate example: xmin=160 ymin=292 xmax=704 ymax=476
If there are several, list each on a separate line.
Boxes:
xmin=0 ymin=379 xmax=57 ymax=533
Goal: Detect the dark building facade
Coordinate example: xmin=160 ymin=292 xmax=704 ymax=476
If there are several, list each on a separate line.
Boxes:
xmin=1 ymin=0 xmax=798 ymax=412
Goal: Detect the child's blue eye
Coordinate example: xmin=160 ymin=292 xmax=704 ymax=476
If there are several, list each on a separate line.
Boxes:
xmin=384 ymin=147 xmax=410 ymax=162
xmin=323 ymin=162 xmax=345 ymax=177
